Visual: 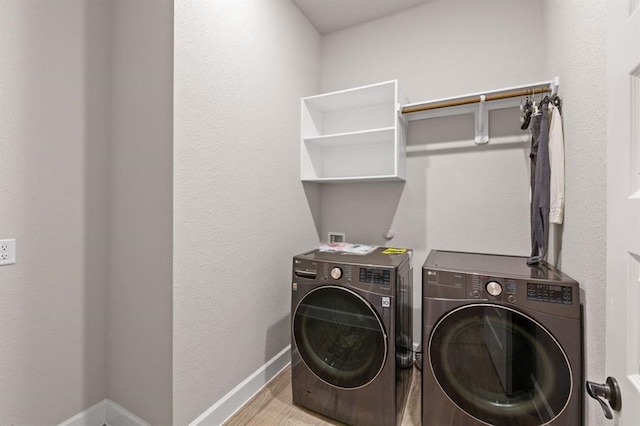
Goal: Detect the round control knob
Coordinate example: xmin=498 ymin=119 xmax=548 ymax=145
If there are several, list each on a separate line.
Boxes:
xmin=471 ymin=290 xmax=481 ymax=298
xmin=486 ymin=281 xmax=503 ymax=297
xmin=330 ymin=267 xmax=343 ymax=280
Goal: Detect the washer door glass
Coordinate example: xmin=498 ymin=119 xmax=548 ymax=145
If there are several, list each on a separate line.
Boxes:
xmin=293 ymin=286 xmax=387 ymax=389
xmin=429 ymin=304 xmax=572 ymax=425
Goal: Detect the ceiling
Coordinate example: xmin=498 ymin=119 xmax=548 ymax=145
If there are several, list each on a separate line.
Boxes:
xmin=291 ymin=0 xmax=431 ymax=34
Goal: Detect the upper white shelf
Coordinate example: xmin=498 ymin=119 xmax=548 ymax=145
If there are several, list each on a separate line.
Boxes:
xmin=303 ymin=81 xmax=397 ymax=113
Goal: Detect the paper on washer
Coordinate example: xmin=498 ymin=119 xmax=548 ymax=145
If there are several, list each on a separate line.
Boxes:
xmin=318 ymin=243 xmax=378 ymax=255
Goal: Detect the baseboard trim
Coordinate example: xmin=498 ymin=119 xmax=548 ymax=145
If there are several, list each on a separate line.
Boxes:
xmin=57 ymin=400 xmax=106 ymax=426
xmin=56 ymin=346 xmax=291 ymax=426
xmin=57 ymin=399 xmax=150 ymax=426
xmin=105 ymin=399 xmax=152 ymax=426
xmin=190 ymin=345 xmax=291 ymax=426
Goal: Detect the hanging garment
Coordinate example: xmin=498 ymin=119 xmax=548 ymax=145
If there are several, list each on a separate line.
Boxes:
xmin=528 ymin=101 xmax=550 ymax=265
xmin=549 ymin=104 xmax=565 ymax=224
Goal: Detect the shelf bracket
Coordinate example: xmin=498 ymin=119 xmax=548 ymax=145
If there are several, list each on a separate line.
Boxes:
xmin=474 ymin=95 xmax=489 ymax=144
xmin=552 ymin=76 xmax=560 ymax=96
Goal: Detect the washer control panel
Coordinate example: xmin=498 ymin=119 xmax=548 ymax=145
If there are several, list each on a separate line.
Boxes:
xmin=485 ymin=281 xmax=502 ymax=296
xmin=330 ymin=267 xmax=343 ymax=280
xmin=323 ymin=263 xmax=352 ymax=283
xmin=359 ymin=268 xmax=391 ymax=285
xmin=311 ymin=262 xmax=394 ymax=291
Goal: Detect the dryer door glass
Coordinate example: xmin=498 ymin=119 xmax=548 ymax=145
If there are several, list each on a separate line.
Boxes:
xmin=293 ymin=286 xmax=387 ymax=389
xmin=429 ymin=304 xmax=571 ymax=425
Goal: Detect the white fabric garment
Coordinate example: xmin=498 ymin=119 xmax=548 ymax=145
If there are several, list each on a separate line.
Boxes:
xmin=548 ymin=104 xmax=565 ymax=224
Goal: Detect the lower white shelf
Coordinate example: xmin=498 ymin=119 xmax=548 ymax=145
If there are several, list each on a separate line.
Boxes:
xmin=302 ymin=175 xmax=404 ymax=183
xmin=301 ymin=132 xmax=402 ymax=182
xmin=303 ymin=127 xmax=394 ymax=147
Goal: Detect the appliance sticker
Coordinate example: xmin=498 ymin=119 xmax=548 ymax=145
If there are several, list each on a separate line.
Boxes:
xmin=382 ymin=248 xmax=407 ymax=254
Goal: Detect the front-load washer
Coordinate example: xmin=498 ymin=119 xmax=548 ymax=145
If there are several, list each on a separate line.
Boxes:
xmin=422 ymin=250 xmax=583 ymax=426
xmin=291 ymin=247 xmax=413 ymax=425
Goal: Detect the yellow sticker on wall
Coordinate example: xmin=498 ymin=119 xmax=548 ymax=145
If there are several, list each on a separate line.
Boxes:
xmin=382 ymin=248 xmax=407 ymax=254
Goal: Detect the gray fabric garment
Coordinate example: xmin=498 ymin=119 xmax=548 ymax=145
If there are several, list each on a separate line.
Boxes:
xmin=528 ymin=102 xmax=550 ymax=265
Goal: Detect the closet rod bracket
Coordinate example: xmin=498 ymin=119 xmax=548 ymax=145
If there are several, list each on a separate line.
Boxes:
xmin=474 ymin=95 xmax=489 ymax=144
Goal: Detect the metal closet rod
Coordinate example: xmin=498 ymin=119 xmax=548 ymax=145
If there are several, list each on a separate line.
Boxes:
xmin=401 ymin=86 xmax=552 ymax=115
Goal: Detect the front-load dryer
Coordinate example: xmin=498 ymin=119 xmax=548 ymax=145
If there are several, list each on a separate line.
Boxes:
xmin=422 ymin=250 xmax=583 ymax=425
xmin=291 ymin=247 xmax=413 ymax=425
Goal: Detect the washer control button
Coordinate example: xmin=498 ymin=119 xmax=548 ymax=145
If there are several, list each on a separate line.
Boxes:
xmin=471 ymin=290 xmax=481 ymax=298
xmin=508 ymin=295 xmax=517 ymax=303
xmin=486 ymin=281 xmax=503 ymax=297
xmin=330 ymin=267 xmax=343 ymax=280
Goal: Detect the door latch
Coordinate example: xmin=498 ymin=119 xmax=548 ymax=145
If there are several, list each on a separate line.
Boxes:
xmin=586 ymin=376 xmax=621 ymax=419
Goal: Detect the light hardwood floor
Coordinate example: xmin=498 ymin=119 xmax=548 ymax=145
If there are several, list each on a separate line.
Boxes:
xmin=224 ymin=366 xmax=421 ymax=425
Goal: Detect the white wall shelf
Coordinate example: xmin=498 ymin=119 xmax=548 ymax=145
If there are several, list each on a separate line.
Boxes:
xmin=301 ymin=80 xmax=407 ymax=183
xmin=300 ymin=78 xmax=559 ymax=182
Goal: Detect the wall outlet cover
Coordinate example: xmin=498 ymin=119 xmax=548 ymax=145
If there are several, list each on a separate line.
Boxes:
xmin=328 ymin=232 xmax=346 ymax=244
xmin=0 ymin=239 xmax=16 ymax=265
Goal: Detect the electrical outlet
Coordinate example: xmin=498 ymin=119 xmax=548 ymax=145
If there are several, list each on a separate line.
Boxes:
xmin=0 ymin=239 xmax=16 ymax=265
xmin=328 ymin=232 xmax=346 ymax=244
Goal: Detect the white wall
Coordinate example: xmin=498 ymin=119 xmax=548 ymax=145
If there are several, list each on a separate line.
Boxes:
xmin=542 ymin=1 xmax=607 ymax=425
xmin=320 ymin=1 xmax=607 ymax=425
xmin=319 ymin=0 xmax=547 ymax=340
xmin=107 ymin=0 xmax=173 ymax=424
xmin=0 ymin=0 xmax=174 ymax=423
xmin=0 ymin=0 xmax=109 ymax=423
xmin=0 ymin=1 xmax=607 ymax=424
xmin=173 ymin=1 xmax=321 ymax=423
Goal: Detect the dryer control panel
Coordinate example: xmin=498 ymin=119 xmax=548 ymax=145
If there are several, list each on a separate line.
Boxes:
xmin=526 ymin=282 xmax=574 ymax=304
xmin=423 ymin=250 xmax=581 ymax=319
